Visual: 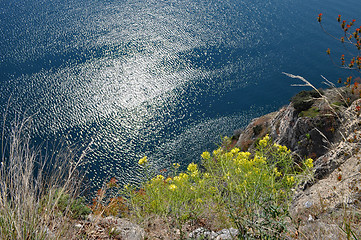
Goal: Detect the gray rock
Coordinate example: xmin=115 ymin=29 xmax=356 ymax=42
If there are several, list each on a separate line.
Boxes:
xmin=235 ymin=111 xmax=278 ymax=151
xmin=298 ymin=220 xmax=347 ymax=239
xmin=103 ymin=217 xmax=145 ymax=240
xmin=74 ymin=223 xmax=83 ymax=229
xmin=87 ymin=215 xmax=145 ymax=240
xmin=215 ymin=228 xmax=239 ymax=240
xmin=269 ymin=103 xmax=340 ymax=160
xmin=236 ymin=97 xmax=341 ymax=160
xmin=189 ymin=227 xmax=239 ymax=240
xmin=304 ymin=201 xmax=313 ymax=208
xmin=189 ymin=227 xmax=217 ymax=239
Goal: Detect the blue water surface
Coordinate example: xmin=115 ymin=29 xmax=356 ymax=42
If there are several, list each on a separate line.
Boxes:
xmin=0 ymin=0 xmax=360 ymax=189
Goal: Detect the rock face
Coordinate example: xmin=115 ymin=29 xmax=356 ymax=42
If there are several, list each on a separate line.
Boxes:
xmin=234 ymin=87 xmax=361 ymax=238
xmin=235 ymin=88 xmax=347 ymax=161
xmin=269 ymin=104 xmax=340 ymax=159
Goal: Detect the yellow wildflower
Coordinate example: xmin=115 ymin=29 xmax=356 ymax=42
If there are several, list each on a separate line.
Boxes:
xmin=259 ymin=134 xmax=270 ymax=147
xmin=231 ymin=147 xmax=240 ymax=155
xmin=175 ymin=173 xmax=188 ymax=182
xmin=273 ymin=167 xmax=282 ymax=177
xmin=238 ymin=151 xmax=251 ymax=159
xmin=287 ymin=176 xmax=295 ymax=184
xmin=225 ymin=152 xmax=233 ymax=159
xmin=191 ymin=171 xmax=199 ymax=177
xmin=196 ymin=198 xmax=203 ymax=203
xmin=152 ymin=175 xmax=164 ymax=183
xmin=168 ymin=184 xmax=177 ymax=191
xmin=187 ymin=163 xmax=198 ymax=173
xmin=253 ymin=155 xmax=266 ymax=164
xmin=264 ymin=134 xmax=270 ymax=141
xmin=165 ymin=177 xmax=173 ymax=183
xmin=179 ymin=173 xmax=188 ymax=178
xmin=157 ymin=175 xmax=164 ymax=180
xmin=138 ymin=156 xmax=148 ymax=165
xmin=210 ymin=187 xmax=217 ymax=193
xmin=173 ymin=163 xmax=180 ymax=169
xmin=274 ymin=143 xmax=281 ymax=148
xmin=305 ymin=158 xmax=314 ymax=168
xmin=201 ymin=151 xmax=211 ymax=160
xmin=259 ymin=139 xmax=267 ymax=147
xmin=213 ymin=148 xmax=222 ymax=156
xmin=282 ymin=146 xmax=290 ymax=153
xmin=179 ymin=173 xmax=188 ymax=179
xmin=274 ymin=143 xmax=290 ymax=153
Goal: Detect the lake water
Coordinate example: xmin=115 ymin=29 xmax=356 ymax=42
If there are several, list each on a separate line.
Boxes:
xmin=1 ymin=0 xmax=360 ymax=189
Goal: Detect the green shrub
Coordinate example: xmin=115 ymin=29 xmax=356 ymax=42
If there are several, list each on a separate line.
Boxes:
xmin=56 ymin=189 xmax=90 ymax=219
xmin=253 ymin=124 xmax=263 ymax=136
xmin=299 ymin=106 xmax=320 ymax=118
xmin=40 ymin=188 xmax=90 ymax=220
xmin=124 ymin=135 xmax=314 ymax=238
xmin=291 ymin=90 xmax=322 ymax=112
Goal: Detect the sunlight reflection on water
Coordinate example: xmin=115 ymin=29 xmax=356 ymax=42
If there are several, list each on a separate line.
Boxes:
xmin=1 ymin=0 xmax=360 ymax=190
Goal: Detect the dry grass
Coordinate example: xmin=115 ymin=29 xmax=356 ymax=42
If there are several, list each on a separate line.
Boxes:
xmin=0 ymin=114 xmax=90 ymax=239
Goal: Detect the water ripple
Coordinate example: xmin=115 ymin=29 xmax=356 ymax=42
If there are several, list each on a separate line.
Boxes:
xmin=1 ymin=0 xmax=360 ymax=190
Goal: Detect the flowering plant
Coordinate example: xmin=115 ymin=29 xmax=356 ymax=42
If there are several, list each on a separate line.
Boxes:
xmin=122 ymin=136 xmax=313 ymax=238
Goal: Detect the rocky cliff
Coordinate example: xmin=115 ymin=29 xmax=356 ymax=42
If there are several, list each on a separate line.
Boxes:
xmin=233 ymin=86 xmax=361 ymax=239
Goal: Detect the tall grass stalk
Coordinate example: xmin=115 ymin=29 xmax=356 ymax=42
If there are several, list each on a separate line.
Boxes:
xmin=0 ymin=115 xmax=89 ymax=239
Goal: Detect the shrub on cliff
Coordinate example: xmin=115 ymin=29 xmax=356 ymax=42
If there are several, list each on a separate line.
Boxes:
xmin=119 ymin=135 xmax=313 ymax=239
xmin=291 ymin=90 xmax=322 ymax=112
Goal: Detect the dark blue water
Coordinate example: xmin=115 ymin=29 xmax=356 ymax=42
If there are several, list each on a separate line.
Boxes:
xmin=1 ymin=0 xmax=360 ymax=189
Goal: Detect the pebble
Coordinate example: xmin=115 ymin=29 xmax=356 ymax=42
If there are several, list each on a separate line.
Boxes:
xmin=304 ymin=201 xmax=313 ymax=208
xmin=189 ymin=227 xmax=239 ymax=239
xmin=74 ymin=223 xmax=83 ymax=229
